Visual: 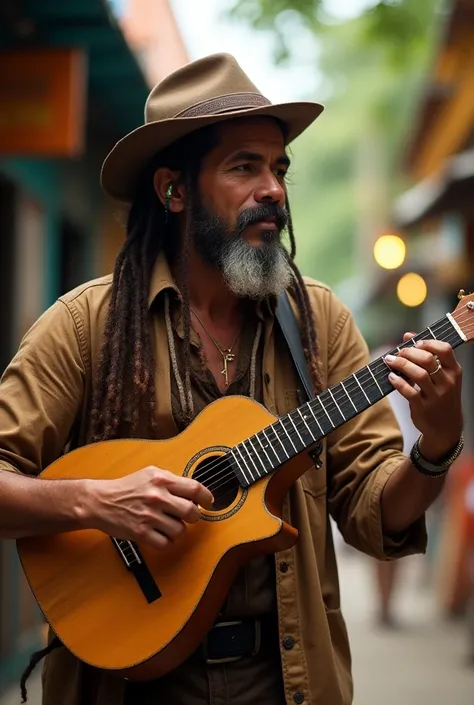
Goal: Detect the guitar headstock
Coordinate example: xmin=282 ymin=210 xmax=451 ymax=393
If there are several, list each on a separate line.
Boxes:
xmin=452 ymin=290 xmax=474 ymax=342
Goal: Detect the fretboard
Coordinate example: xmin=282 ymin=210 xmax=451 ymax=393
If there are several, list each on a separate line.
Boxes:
xmin=230 ymin=313 xmax=465 ymax=487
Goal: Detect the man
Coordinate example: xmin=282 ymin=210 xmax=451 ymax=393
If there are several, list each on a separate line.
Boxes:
xmin=0 ymin=54 xmax=464 ymax=705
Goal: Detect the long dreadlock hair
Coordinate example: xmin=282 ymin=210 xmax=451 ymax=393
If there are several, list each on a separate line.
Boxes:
xmin=19 ymin=121 xmax=324 ymax=702
xmin=88 ymin=122 xmax=322 ymax=442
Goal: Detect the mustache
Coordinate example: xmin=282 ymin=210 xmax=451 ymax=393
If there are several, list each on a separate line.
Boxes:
xmin=236 ymin=203 xmax=288 ymax=234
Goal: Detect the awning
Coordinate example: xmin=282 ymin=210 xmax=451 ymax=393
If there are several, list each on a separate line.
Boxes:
xmin=394 ymin=148 xmax=474 ymax=228
xmin=0 ymin=0 xmax=150 ymax=137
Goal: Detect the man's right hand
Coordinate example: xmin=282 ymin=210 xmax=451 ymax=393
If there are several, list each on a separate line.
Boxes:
xmin=80 ymin=466 xmax=214 ymax=551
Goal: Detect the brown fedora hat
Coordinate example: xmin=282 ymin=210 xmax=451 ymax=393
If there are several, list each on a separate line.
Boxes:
xmin=100 ymin=53 xmax=324 ymax=203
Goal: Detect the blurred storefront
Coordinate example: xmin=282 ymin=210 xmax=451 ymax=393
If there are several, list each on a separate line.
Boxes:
xmin=0 ymin=0 xmax=188 ymax=694
xmin=392 ymin=0 xmax=474 ymax=660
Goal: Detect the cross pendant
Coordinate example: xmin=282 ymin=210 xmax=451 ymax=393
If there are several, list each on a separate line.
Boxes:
xmin=221 ymin=351 xmax=235 ymax=387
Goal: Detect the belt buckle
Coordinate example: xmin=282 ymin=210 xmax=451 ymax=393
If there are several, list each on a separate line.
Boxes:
xmin=202 ymin=619 xmax=262 ymax=665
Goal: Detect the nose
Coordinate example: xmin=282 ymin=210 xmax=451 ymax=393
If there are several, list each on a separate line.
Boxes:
xmin=254 ymin=171 xmax=286 ymax=207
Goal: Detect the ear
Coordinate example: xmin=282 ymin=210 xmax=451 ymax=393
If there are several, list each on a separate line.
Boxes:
xmin=153 ymin=167 xmax=186 ymax=214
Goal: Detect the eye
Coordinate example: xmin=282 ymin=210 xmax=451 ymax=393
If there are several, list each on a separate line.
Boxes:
xmin=275 ymin=168 xmax=288 ymax=179
xmin=233 ymin=164 xmax=252 ymax=172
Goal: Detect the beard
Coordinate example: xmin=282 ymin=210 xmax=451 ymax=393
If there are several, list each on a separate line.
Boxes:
xmin=191 ymin=201 xmax=293 ymax=300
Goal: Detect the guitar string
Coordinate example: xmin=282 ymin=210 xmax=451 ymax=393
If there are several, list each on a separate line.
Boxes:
xmin=190 ymin=316 xmax=468 ymax=496
xmin=174 ymin=311 xmax=472 ymax=497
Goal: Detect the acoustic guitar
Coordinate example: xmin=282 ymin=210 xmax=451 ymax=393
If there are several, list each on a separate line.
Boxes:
xmin=17 ymin=291 xmax=474 ymax=681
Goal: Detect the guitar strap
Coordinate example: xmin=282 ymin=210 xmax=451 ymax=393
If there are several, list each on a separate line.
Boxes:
xmin=276 ymin=291 xmax=314 ymax=402
xmin=276 ymin=292 xmax=323 ymax=467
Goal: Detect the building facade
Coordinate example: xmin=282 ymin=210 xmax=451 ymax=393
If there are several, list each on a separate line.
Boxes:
xmin=0 ymin=0 xmax=188 ymax=694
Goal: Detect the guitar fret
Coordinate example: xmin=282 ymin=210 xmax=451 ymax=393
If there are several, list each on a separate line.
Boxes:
xmin=261 ymin=428 xmax=284 ymax=463
xmin=367 ymin=365 xmax=383 ymax=395
xmin=232 ymin=447 xmax=253 ymax=485
xmin=297 ymin=408 xmax=316 ymax=441
xmin=328 ymin=388 xmax=346 ymax=421
xmin=287 ymin=414 xmax=305 ymax=445
xmin=253 ymin=433 xmax=274 ymax=468
xmin=267 ymin=425 xmax=290 ymax=460
xmin=317 ymin=397 xmax=335 ymax=428
xmin=427 ymin=326 xmax=436 ymax=339
xmin=247 ymin=437 xmax=268 ymax=475
xmin=306 ymin=403 xmax=324 ymax=435
xmin=242 ymin=439 xmax=263 ymax=479
xmin=340 ymin=380 xmax=358 ymax=413
xmin=278 ymin=418 xmax=298 ymax=452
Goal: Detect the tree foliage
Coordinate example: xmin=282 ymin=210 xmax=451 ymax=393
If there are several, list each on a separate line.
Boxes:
xmin=228 ymin=0 xmax=443 ymax=66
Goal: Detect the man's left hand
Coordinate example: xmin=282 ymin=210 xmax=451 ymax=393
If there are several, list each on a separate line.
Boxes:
xmin=384 ymin=333 xmax=463 ymax=462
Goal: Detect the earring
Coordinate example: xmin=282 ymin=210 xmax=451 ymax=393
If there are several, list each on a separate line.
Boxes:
xmin=164 ymin=184 xmax=173 ymax=223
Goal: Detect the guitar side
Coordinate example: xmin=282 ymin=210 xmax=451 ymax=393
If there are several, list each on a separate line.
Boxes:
xmin=17 ymin=395 xmax=309 ymax=679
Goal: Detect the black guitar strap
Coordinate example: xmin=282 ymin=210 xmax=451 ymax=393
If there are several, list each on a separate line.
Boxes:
xmin=276 ymin=291 xmax=314 ymax=402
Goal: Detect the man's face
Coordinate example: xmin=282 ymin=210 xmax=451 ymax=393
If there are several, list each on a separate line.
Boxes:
xmin=192 ymin=117 xmax=293 ymax=300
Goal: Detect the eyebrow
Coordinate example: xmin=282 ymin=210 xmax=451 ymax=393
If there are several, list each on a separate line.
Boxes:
xmin=227 ymin=150 xmax=291 ymax=168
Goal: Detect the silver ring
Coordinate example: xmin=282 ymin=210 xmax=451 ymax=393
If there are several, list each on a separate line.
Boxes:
xmin=429 ymin=355 xmax=442 ymax=377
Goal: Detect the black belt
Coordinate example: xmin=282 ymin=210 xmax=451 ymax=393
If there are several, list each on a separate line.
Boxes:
xmin=200 ymin=617 xmax=277 ymax=665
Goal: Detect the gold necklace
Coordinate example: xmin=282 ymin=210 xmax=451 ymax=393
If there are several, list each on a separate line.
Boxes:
xmin=191 ymin=309 xmax=240 ymax=387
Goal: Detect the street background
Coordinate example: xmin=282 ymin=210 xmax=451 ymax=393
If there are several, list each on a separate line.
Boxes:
xmin=1 ymin=0 xmax=474 ymax=702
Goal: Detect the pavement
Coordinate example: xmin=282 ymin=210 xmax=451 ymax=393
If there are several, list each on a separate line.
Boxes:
xmin=338 ymin=545 xmax=474 ymax=705
xmin=1 ymin=546 xmax=473 ymax=705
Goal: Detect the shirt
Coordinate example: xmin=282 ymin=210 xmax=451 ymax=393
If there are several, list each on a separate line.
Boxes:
xmin=0 ymin=254 xmax=427 ymax=705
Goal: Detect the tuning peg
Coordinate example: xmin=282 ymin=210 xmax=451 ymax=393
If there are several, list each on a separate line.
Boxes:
xmin=457 ymin=289 xmax=466 ymax=300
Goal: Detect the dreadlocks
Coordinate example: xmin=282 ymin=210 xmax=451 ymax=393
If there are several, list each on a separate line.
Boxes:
xmin=88 ymin=123 xmax=322 ymax=444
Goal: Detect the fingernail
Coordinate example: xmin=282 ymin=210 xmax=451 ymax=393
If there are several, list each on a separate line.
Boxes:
xmin=415 ymin=339 xmax=423 ymax=347
xmin=388 ymin=372 xmax=397 ymax=382
xmin=385 ymin=354 xmax=397 ymax=362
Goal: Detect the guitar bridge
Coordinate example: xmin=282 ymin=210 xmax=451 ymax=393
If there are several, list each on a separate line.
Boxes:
xmin=111 ymin=538 xmax=162 ymax=603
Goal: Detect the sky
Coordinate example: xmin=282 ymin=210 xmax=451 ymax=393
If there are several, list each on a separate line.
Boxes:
xmin=170 ymin=0 xmax=378 ymax=102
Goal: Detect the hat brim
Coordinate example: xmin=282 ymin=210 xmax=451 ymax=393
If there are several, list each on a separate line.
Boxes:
xmin=100 ymin=101 xmax=324 ymax=203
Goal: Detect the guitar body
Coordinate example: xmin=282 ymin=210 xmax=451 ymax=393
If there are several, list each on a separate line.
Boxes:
xmin=17 ymin=396 xmax=314 ymax=680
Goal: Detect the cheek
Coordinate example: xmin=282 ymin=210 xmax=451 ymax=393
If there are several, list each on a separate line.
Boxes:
xmin=199 ymin=172 xmax=254 ymax=221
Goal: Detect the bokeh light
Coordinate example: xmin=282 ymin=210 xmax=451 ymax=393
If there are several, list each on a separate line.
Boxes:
xmin=396 ymin=273 xmax=427 ymax=307
xmin=373 ymin=234 xmax=406 ymax=270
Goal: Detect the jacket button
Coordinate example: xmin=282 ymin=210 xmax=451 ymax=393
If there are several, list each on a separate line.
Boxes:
xmin=279 ymin=561 xmax=289 ymax=573
xmin=282 ymin=636 xmax=295 ymax=650
xmin=293 ymin=692 xmax=304 ymax=704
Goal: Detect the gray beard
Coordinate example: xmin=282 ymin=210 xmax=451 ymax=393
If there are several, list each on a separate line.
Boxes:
xmin=219 ymin=238 xmax=292 ymax=300
xmin=192 ymin=204 xmax=293 ymax=300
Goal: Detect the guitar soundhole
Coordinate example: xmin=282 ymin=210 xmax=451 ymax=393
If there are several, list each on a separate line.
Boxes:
xmin=193 ymin=455 xmax=240 ymax=511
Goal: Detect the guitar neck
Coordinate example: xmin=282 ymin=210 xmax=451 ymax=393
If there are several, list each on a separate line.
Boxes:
xmin=231 ymin=313 xmax=466 ymax=487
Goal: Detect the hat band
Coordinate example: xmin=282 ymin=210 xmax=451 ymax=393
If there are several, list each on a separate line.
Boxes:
xmin=175 ymin=92 xmax=271 ymax=119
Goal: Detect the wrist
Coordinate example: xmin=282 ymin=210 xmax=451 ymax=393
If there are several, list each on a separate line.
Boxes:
xmin=74 ymin=479 xmax=103 ymax=530
xmin=418 ymin=435 xmax=462 ymax=464
xmin=411 ymin=434 xmax=464 ymax=478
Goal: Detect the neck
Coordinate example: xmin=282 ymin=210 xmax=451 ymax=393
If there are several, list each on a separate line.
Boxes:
xmin=181 ymin=245 xmax=242 ymax=324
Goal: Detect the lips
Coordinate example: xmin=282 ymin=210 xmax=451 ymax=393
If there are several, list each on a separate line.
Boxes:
xmin=255 ymin=219 xmax=278 ymax=230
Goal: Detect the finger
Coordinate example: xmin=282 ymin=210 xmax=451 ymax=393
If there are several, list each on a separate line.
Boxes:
xmin=412 ymin=339 xmax=459 ymax=371
xmin=388 ymin=372 xmax=419 ymax=400
xmin=154 ymin=512 xmax=186 ymax=540
xmin=392 ymin=346 xmax=440 ymax=376
xmin=166 ymin=474 xmax=214 ymax=508
xmin=384 ymin=353 xmax=435 ymax=393
xmin=402 ymin=331 xmax=416 ymax=343
xmin=158 ymin=492 xmax=201 ymax=524
xmin=137 ymin=529 xmax=170 ymax=552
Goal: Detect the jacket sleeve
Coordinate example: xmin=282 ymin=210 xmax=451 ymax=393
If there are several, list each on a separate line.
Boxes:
xmin=0 ymin=300 xmax=86 ymax=476
xmin=325 ymin=294 xmax=427 ymax=560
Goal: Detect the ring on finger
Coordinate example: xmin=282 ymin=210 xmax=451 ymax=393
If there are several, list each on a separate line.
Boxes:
xmin=429 ymin=354 xmax=442 ymax=377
